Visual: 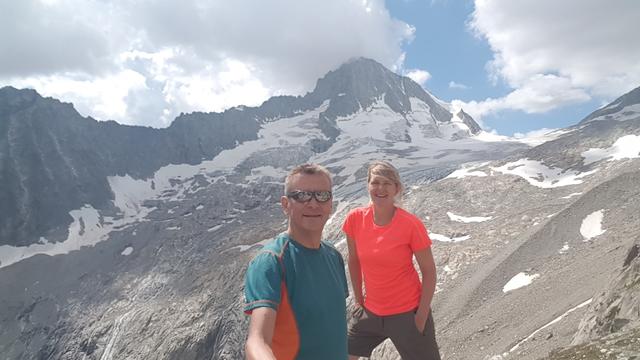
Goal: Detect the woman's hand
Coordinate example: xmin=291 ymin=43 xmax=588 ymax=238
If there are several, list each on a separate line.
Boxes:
xmin=414 ymin=310 xmax=428 ymax=333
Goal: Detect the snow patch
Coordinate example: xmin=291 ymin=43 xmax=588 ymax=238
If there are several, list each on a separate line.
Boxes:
xmin=447 ymin=212 xmax=492 ymax=223
xmin=446 ymin=162 xmax=490 ymax=179
xmin=561 ymin=192 xmax=582 ymax=199
xmin=121 ymin=247 xmax=134 ymax=256
xmin=492 ymin=159 xmax=596 ymax=188
xmin=580 ymin=210 xmax=606 ymax=240
xmin=503 ymin=272 xmax=540 ymax=293
xmin=0 ymin=204 xmax=136 ymax=269
xmin=438 ymin=110 xmax=472 ymax=140
xmin=559 ymin=243 xmax=570 ymax=254
xmin=582 ymin=135 xmax=640 ymax=165
xmin=430 ymin=233 xmax=471 ymax=243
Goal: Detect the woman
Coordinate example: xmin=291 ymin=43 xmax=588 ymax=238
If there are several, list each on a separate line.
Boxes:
xmin=342 ymin=160 xmax=441 ymax=360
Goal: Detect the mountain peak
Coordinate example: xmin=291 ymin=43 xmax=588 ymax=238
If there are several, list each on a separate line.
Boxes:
xmin=308 ymin=57 xmax=453 ymax=123
xmin=311 ymin=57 xmax=397 ymax=101
xmin=454 ymin=108 xmax=482 ymax=134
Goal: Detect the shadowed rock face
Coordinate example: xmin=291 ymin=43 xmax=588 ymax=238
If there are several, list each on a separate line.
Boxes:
xmin=547 ymin=327 xmax=640 ymax=360
xmin=545 ymin=243 xmax=640 ymax=360
xmin=571 ymin=242 xmax=640 ymax=345
xmin=0 ymin=87 xmax=261 ymax=246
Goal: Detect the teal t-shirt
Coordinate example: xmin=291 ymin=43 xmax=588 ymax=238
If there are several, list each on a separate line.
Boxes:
xmin=244 ymin=233 xmax=348 ymax=359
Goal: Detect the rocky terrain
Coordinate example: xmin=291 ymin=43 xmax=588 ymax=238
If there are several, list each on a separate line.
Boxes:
xmin=547 ymin=242 xmax=640 ymax=359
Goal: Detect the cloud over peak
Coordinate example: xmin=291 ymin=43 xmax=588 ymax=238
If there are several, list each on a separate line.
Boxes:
xmin=1 ymin=0 xmax=414 ymax=127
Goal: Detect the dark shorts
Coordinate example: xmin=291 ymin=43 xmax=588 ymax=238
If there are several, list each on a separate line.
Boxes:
xmin=348 ymin=306 xmax=441 ymax=360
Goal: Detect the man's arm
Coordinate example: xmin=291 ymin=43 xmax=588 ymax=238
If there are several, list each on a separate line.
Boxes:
xmin=245 ymin=307 xmax=277 ymax=360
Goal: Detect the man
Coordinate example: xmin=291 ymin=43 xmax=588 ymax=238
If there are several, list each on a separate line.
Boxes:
xmin=244 ymin=163 xmax=349 ymax=359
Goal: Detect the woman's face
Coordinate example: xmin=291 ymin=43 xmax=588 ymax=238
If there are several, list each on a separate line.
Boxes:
xmin=368 ymin=173 xmax=398 ymax=207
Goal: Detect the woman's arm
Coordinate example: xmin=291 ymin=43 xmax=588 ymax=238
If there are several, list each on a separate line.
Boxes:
xmin=414 ymin=246 xmax=437 ymax=332
xmin=345 ymin=234 xmax=364 ymax=306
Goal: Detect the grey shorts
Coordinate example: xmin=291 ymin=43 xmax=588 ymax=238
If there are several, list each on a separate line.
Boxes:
xmin=348 ymin=306 xmax=441 ymax=360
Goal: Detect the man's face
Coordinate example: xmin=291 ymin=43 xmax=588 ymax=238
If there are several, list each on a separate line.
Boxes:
xmin=281 ymin=173 xmax=333 ymax=235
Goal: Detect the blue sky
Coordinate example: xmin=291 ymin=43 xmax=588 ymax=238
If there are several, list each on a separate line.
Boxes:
xmin=386 ymin=0 xmax=617 ymax=135
xmin=1 ymin=0 xmax=639 ymax=136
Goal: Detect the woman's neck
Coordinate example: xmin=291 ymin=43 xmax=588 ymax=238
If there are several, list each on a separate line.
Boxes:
xmin=372 ymin=204 xmax=396 ymax=226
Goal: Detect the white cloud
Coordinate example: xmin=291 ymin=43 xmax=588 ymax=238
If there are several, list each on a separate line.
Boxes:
xmin=458 ymin=0 xmax=640 ymax=120
xmin=452 ymin=74 xmax=590 ymax=123
xmin=9 ymin=70 xmax=148 ymax=123
xmin=405 ymin=69 xmax=431 ymax=87
xmin=0 ymin=0 xmax=414 ymax=127
xmin=449 ymin=81 xmax=469 ymax=90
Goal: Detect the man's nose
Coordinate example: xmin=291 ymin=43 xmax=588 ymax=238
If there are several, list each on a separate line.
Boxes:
xmin=306 ymin=198 xmax=321 ymax=207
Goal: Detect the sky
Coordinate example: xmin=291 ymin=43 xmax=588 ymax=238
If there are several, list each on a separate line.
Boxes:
xmin=1 ymin=0 xmax=639 ymax=136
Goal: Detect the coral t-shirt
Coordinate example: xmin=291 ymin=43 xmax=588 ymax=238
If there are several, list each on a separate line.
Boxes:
xmin=342 ymin=206 xmax=432 ymax=316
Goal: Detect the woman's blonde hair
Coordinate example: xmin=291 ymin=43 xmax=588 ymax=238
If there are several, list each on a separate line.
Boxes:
xmin=367 ymin=160 xmax=404 ymax=203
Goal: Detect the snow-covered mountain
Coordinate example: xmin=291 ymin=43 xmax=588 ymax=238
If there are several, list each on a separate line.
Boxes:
xmin=0 ymin=58 xmax=639 ymax=359
xmin=0 ymin=57 xmax=495 ymax=250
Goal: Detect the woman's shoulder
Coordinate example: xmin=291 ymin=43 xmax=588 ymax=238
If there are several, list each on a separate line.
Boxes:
xmin=395 ymin=207 xmax=424 ymax=226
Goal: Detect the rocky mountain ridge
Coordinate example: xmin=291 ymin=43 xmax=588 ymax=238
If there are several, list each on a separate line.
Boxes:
xmin=0 ymin=57 xmax=479 ymax=248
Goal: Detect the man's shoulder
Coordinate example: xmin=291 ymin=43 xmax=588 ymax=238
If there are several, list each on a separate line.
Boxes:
xmin=247 ymin=234 xmax=291 ymax=271
xmin=259 ymin=233 xmax=291 ymax=255
xmin=321 ymin=240 xmax=341 ymax=255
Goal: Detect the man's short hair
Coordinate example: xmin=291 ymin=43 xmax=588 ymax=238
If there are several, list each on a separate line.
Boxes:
xmin=284 ymin=163 xmax=332 ymax=194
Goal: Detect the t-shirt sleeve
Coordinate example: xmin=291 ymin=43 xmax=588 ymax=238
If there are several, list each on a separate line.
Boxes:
xmin=410 ymin=217 xmax=432 ymax=252
xmin=341 ymin=209 xmax=356 ymax=239
xmin=243 ymin=251 xmax=282 ymax=314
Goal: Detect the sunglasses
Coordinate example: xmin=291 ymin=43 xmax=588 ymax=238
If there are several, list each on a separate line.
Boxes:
xmin=286 ymin=190 xmax=332 ymax=203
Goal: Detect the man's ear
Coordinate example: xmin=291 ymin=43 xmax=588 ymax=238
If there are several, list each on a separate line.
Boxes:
xmin=281 ymin=195 xmax=290 ymax=215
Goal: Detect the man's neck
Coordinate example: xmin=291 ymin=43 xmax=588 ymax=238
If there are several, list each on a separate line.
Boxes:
xmin=286 ymin=228 xmax=322 ymax=249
